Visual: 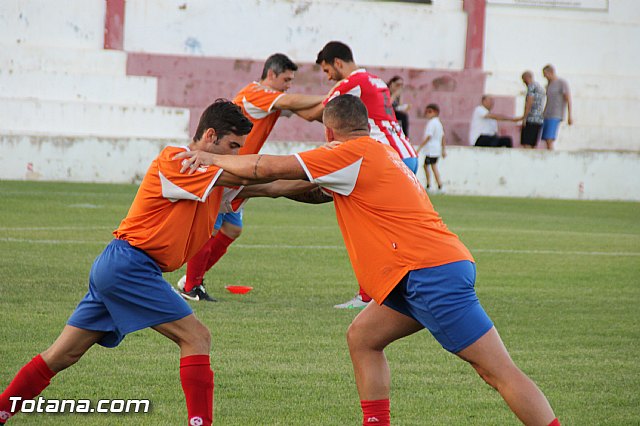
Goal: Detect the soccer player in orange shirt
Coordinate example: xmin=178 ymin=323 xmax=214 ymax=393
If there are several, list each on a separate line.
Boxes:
xmin=177 ymin=53 xmax=326 ymax=301
xmin=175 ymin=95 xmax=561 ymax=426
xmin=0 ymin=99 xmax=317 ymax=426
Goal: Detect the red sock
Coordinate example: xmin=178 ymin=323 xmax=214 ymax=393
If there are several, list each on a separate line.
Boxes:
xmin=205 ymin=232 xmax=235 ymax=271
xmin=358 ymin=287 xmax=372 ymax=303
xmin=360 ymin=399 xmax=390 ymax=426
xmin=185 ymin=233 xmax=235 ymax=292
xmin=180 ymin=355 xmax=214 ymax=426
xmin=548 ymin=419 xmax=561 ymax=426
xmin=0 ymin=354 xmax=56 ymax=421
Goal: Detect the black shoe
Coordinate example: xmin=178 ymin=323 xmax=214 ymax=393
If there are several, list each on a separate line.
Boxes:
xmin=180 ymin=284 xmax=217 ymax=302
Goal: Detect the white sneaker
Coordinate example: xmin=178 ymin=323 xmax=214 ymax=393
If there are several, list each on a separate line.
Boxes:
xmin=438 ymin=187 xmax=446 ymax=194
xmin=177 ymin=275 xmax=187 ymax=291
xmin=334 ymin=294 xmax=370 ymax=309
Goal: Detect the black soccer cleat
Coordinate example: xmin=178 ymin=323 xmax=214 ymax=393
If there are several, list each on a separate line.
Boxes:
xmin=180 ymin=284 xmax=217 ymax=302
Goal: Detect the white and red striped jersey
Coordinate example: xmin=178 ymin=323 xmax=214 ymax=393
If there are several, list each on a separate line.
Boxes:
xmin=324 ymin=69 xmax=417 ymax=160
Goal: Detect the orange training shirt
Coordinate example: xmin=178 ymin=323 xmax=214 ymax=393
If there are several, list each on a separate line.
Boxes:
xmin=113 ymin=146 xmax=224 ymax=272
xmin=233 ymin=82 xmax=284 ymax=155
xmin=295 ymin=136 xmax=473 ymax=303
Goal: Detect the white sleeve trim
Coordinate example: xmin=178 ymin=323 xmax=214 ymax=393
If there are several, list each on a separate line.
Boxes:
xmin=159 ymin=168 xmax=223 ymax=203
xmin=268 ymin=93 xmax=286 ymax=112
xmin=294 ymin=154 xmax=362 ymax=196
xmin=294 ymin=153 xmax=314 ymax=182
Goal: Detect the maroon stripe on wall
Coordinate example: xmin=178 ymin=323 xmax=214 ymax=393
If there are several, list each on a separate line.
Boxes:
xmin=104 ymin=0 xmax=125 ymax=50
xmin=463 ymin=0 xmax=486 ymax=70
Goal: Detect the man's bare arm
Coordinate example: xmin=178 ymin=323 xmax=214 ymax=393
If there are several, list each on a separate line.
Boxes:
xmin=285 ymin=186 xmax=333 ymax=204
xmin=486 ymin=112 xmax=515 ymax=121
xmin=274 ymin=94 xmax=325 ymax=111
xmin=174 ymin=151 xmax=308 ymax=182
xmin=236 ymin=180 xmax=317 ymax=199
xmin=293 ymin=103 xmax=325 ymax=122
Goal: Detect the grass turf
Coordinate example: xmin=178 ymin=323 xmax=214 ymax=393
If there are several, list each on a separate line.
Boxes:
xmin=0 ymin=180 xmax=639 ymax=425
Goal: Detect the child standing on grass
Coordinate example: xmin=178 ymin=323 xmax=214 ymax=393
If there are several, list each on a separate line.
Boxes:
xmin=417 ymin=104 xmax=446 ymax=194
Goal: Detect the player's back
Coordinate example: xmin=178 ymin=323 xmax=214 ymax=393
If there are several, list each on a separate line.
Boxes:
xmin=233 ymin=82 xmax=283 ymax=155
xmin=346 ymin=70 xmax=396 ymax=122
xmin=329 ymin=70 xmax=416 ymax=160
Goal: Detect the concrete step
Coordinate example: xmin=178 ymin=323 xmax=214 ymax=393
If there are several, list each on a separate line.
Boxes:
xmin=0 ymin=0 xmax=105 ymax=49
xmin=511 ymin=96 xmax=639 ymax=127
xmin=0 ymin=69 xmax=158 ymax=106
xmin=555 ymin=125 xmax=640 ymax=152
xmin=486 ymin=71 xmax=640 ymax=99
xmin=0 ymin=45 xmax=128 ymax=76
xmin=0 ymin=99 xmax=190 ymax=139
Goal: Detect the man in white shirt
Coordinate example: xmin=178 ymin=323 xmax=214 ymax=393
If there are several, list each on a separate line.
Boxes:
xmin=417 ymin=104 xmax=446 ymax=193
xmin=469 ymin=95 xmax=515 ymax=147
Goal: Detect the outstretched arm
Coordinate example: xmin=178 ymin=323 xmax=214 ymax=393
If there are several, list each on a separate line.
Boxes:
xmin=174 ymin=151 xmax=307 ymax=182
xmin=274 ymin=94 xmax=325 ymax=112
xmin=235 ymin=180 xmax=332 ymax=204
xmin=293 ymin=103 xmax=325 ymax=122
xmin=236 ymin=180 xmax=316 ymax=199
xmin=486 ymin=112 xmax=516 ymax=122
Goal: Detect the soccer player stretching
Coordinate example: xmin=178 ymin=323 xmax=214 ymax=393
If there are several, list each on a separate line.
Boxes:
xmin=175 ymin=95 xmax=561 ymax=426
xmin=178 ymin=53 xmax=326 ymax=302
xmin=314 ymin=41 xmax=419 ymax=309
xmin=0 ymin=100 xmax=314 ymax=425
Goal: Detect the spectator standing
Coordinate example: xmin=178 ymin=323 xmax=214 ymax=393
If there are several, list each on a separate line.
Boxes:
xmin=417 ymin=104 xmax=446 ymax=193
xmin=517 ymin=71 xmax=546 ymax=149
xmin=542 ymin=64 xmax=573 ymax=150
xmin=387 ymin=76 xmax=410 ymax=136
xmin=469 ymin=95 xmax=514 ymax=148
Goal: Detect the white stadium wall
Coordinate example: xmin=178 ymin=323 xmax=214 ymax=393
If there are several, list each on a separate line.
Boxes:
xmin=1 ymin=0 xmax=639 ymax=201
xmin=484 ymin=0 xmax=640 ymax=151
xmin=123 ymin=0 xmax=468 ymax=69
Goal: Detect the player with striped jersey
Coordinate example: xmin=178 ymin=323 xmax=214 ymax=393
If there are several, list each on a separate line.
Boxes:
xmin=314 ymin=41 xmax=418 ymax=309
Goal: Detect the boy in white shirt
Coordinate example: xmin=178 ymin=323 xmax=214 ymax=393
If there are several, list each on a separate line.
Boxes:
xmin=417 ymin=104 xmax=446 ymax=193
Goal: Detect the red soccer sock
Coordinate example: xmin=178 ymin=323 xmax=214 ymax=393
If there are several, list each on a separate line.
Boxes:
xmin=185 ymin=237 xmax=216 ymax=292
xmin=358 ymin=287 xmax=372 ymax=303
xmin=360 ymin=399 xmax=390 ymax=426
xmin=185 ymin=233 xmax=235 ymax=292
xmin=180 ymin=355 xmax=214 ymax=426
xmin=0 ymin=354 xmax=56 ymax=421
xmin=548 ymin=418 xmax=561 ymax=426
xmin=205 ymin=232 xmax=235 ymax=271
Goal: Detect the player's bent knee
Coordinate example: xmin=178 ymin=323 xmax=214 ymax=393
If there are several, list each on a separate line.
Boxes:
xmin=346 ymin=320 xmax=384 ymax=351
xmin=187 ymin=323 xmax=212 ymax=352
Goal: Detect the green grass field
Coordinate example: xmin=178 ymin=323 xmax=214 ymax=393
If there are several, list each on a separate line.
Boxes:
xmin=1 ymin=180 xmax=639 ymax=425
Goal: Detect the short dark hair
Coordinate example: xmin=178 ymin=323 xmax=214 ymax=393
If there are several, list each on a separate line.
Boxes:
xmin=425 ymin=103 xmax=440 ymax=113
xmin=323 ymin=95 xmax=369 ymax=134
xmin=316 ymin=41 xmax=354 ymax=65
xmin=260 ymin=53 xmax=298 ymax=80
xmin=193 ymin=99 xmax=253 ymax=141
xmin=387 ymin=75 xmax=403 ymax=87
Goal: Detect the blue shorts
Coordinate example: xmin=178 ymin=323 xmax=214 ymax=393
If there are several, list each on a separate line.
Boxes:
xmin=214 ymin=210 xmax=243 ymax=230
xmin=383 ymin=260 xmax=493 ymax=353
xmin=67 ymin=239 xmax=193 ymax=348
xmin=402 ymin=157 xmax=418 ymax=174
xmin=541 ymin=118 xmax=562 ymax=140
